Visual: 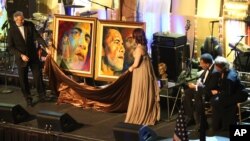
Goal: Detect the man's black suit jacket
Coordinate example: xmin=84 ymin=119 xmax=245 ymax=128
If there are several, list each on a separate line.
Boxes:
xmin=197 ymin=64 xmax=221 ymax=100
xmin=7 ymin=21 xmax=47 ymax=67
xmin=218 ymin=69 xmax=248 ymax=107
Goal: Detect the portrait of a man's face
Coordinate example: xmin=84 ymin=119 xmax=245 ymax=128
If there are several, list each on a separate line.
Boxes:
xmin=94 ymin=20 xmax=145 ymax=81
xmin=101 ymin=28 xmax=125 ymax=76
xmin=59 ymin=22 xmax=91 ymax=71
xmin=53 ymin=15 xmax=96 ymax=77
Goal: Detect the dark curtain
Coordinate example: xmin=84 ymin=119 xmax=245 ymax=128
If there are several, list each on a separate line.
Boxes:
xmin=43 ymin=55 xmax=133 ymax=112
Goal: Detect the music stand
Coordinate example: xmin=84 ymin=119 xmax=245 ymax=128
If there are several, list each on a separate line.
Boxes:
xmin=1 ymin=20 xmax=13 ymax=94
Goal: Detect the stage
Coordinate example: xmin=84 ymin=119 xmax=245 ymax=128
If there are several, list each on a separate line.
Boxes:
xmin=0 ymin=61 xmax=230 ymax=141
xmin=0 ymin=83 xmax=230 ymax=141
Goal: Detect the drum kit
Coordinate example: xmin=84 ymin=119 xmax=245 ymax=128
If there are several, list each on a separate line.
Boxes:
xmin=27 ymin=8 xmax=97 ymax=39
xmin=24 ymin=12 xmax=54 ymax=47
xmin=26 ymin=13 xmax=52 ymax=32
xmin=80 ymin=11 xmax=97 ymax=17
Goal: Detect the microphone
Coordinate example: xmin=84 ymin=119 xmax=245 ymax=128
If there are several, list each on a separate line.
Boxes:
xmin=210 ymin=20 xmax=219 ymax=23
xmin=1 ymin=20 xmax=8 ymax=30
xmin=238 ymin=35 xmax=248 ymax=37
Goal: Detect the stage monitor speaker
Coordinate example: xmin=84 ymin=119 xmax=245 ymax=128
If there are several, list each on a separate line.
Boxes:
xmin=113 ymin=122 xmax=157 ymax=141
xmin=151 ymin=43 xmax=188 ymax=82
xmin=37 ymin=110 xmax=81 ymax=132
xmin=0 ymin=103 xmax=31 ymax=124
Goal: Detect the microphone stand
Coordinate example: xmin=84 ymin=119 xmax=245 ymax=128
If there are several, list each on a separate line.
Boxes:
xmin=227 ymin=36 xmax=244 ymax=57
xmin=227 ymin=36 xmax=244 ymax=70
xmin=88 ymin=0 xmax=113 ymax=19
xmin=1 ymin=22 xmax=13 ymax=94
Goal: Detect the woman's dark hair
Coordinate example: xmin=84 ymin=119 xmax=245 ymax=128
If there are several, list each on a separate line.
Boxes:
xmin=132 ymin=28 xmax=147 ymax=46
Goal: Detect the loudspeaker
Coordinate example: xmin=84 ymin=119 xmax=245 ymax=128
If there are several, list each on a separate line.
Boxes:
xmin=0 ymin=103 xmax=30 ymax=124
xmin=153 ymin=32 xmax=187 ymax=47
xmin=37 ymin=110 xmax=81 ymax=132
xmin=113 ymin=122 xmax=157 ymax=141
xmin=151 ymin=43 xmax=188 ymax=82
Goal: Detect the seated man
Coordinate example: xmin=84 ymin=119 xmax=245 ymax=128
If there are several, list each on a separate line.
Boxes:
xmin=183 ymin=53 xmax=220 ymax=129
xmin=211 ymin=56 xmax=248 ymax=131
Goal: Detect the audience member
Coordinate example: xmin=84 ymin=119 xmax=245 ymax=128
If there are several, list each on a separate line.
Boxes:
xmin=211 ymin=56 xmax=248 ymax=131
xmin=183 ymin=53 xmax=220 ymax=130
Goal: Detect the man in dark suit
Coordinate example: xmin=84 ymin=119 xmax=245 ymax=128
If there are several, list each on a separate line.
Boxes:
xmin=211 ymin=56 xmax=248 ymax=131
xmin=7 ymin=11 xmax=50 ymax=106
xmin=183 ymin=53 xmax=220 ymax=130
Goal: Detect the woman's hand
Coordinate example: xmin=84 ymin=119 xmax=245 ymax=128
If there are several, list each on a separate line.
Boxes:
xmin=46 ymin=48 xmax=51 ymax=55
xmin=128 ymin=67 xmax=133 ymax=72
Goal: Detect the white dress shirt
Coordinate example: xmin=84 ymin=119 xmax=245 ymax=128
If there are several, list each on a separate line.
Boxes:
xmin=18 ymin=26 xmax=25 ymax=40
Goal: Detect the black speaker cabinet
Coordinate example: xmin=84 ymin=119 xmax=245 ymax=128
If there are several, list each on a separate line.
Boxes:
xmin=0 ymin=103 xmax=30 ymax=124
xmin=37 ymin=110 xmax=81 ymax=132
xmin=113 ymin=122 xmax=157 ymax=141
xmin=151 ymin=43 xmax=188 ymax=82
xmin=153 ymin=32 xmax=187 ymax=47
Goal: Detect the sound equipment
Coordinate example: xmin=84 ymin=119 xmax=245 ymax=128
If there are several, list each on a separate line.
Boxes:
xmin=113 ymin=122 xmax=157 ymax=141
xmin=229 ymin=41 xmax=250 ymax=71
xmin=37 ymin=110 xmax=81 ymax=132
xmin=0 ymin=103 xmax=30 ymax=124
xmin=234 ymin=53 xmax=250 ymax=71
xmin=151 ymin=43 xmax=188 ymax=82
xmin=153 ymin=32 xmax=187 ymax=47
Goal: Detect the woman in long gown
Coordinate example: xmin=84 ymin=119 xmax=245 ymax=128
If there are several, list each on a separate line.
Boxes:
xmin=125 ymin=28 xmax=160 ymax=125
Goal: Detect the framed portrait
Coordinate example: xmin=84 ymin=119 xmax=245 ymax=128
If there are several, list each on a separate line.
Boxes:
xmin=53 ymin=15 xmax=97 ymax=77
xmin=95 ymin=20 xmax=145 ymax=81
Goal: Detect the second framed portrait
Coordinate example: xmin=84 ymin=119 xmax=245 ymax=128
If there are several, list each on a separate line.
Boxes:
xmin=95 ymin=20 xmax=145 ymax=81
xmin=53 ymin=15 xmax=97 ymax=77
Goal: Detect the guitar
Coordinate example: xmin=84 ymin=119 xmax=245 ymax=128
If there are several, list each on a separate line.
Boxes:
xmin=184 ymin=20 xmax=195 ymax=78
xmin=185 ymin=20 xmax=191 ymax=36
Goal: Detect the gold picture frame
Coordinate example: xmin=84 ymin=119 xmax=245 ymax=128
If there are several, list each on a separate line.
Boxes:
xmin=53 ymin=15 xmax=97 ymax=77
xmin=95 ymin=20 xmax=145 ymax=81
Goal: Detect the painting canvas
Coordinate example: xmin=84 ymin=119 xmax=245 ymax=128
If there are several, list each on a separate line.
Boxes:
xmin=95 ymin=20 xmax=145 ymax=81
xmin=53 ymin=15 xmax=96 ymax=77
